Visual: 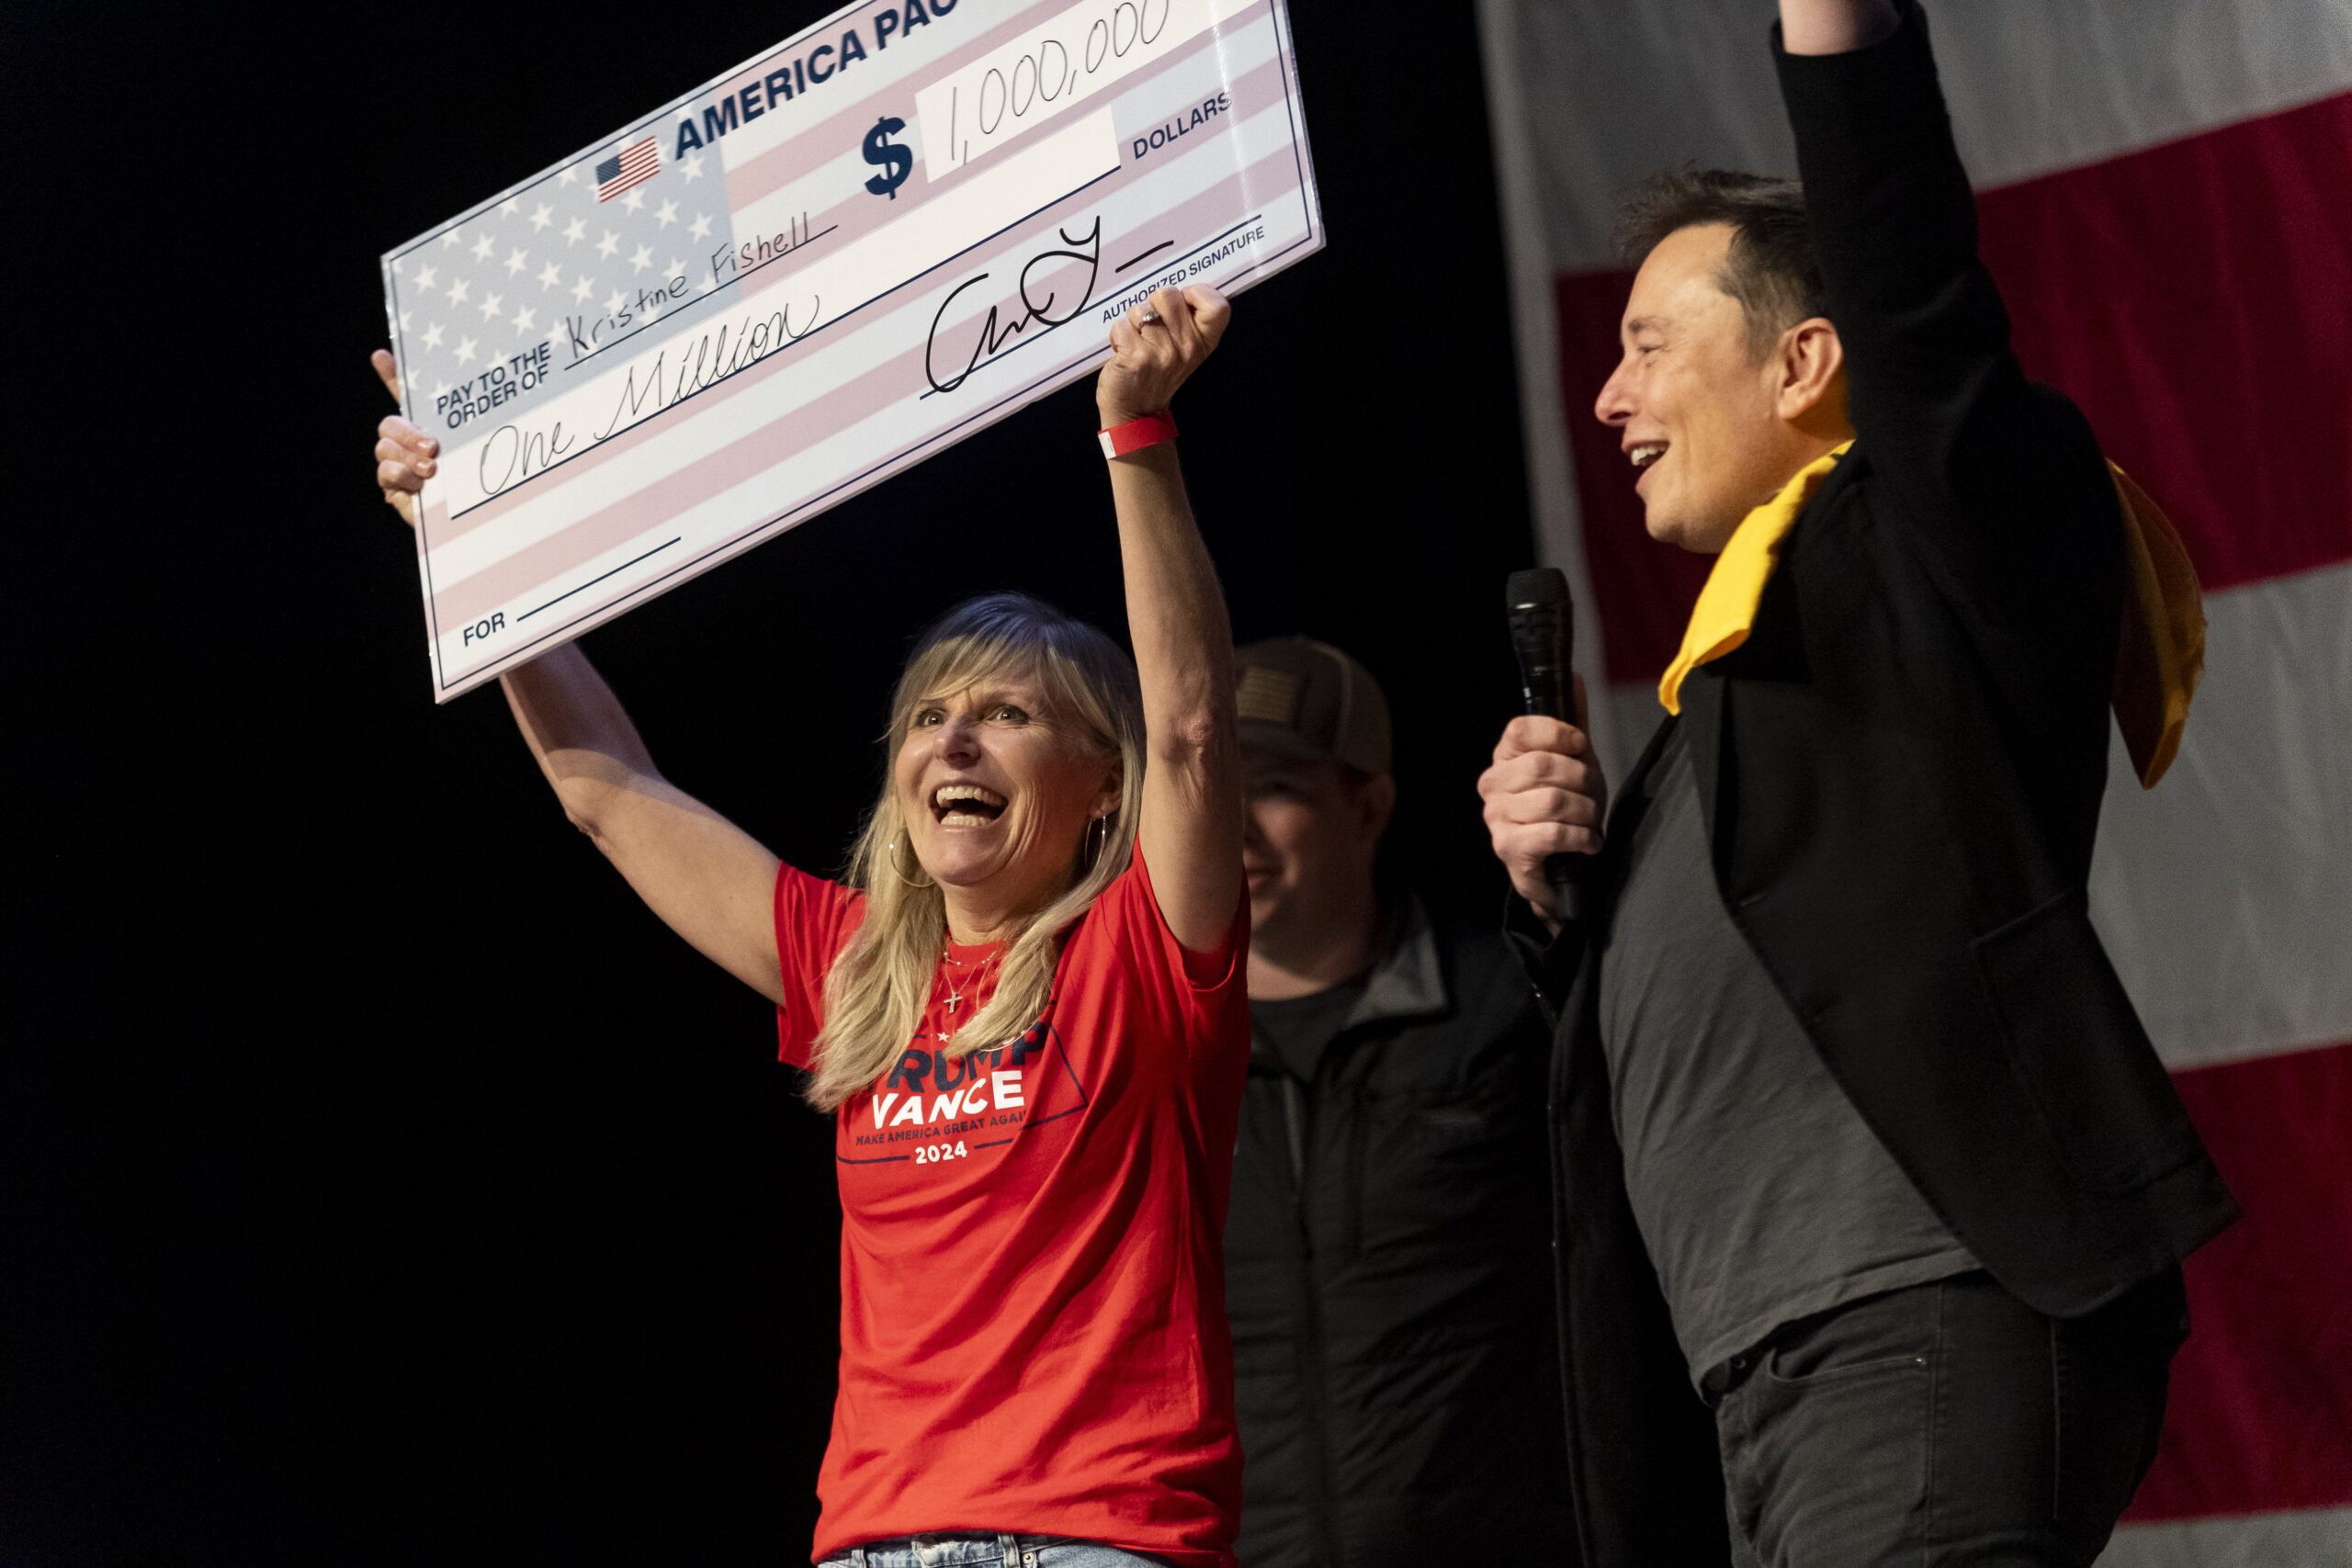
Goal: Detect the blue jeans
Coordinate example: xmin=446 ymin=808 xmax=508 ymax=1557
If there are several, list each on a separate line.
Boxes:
xmin=820 ymin=1535 xmax=1170 ymax=1568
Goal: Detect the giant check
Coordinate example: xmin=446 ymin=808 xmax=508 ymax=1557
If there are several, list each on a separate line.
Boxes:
xmin=381 ymin=0 xmax=1321 ymax=699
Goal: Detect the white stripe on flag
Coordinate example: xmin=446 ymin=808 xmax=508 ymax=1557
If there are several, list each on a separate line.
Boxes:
xmin=1476 ymin=0 xmax=2352 ymax=272
xmin=2089 ymin=560 xmax=2352 ymax=1071
xmin=2098 ymin=1506 xmax=2352 ymax=1567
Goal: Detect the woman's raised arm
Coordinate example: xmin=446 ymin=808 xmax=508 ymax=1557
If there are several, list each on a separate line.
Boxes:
xmin=369 ymin=352 xmax=784 ymax=1002
xmin=1093 ymin=288 xmax=1243 ymax=953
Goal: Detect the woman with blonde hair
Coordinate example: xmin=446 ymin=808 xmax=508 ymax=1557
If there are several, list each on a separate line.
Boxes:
xmin=368 ymin=286 xmax=1250 ymax=1568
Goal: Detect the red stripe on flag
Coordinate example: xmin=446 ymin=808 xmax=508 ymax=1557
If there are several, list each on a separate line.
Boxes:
xmin=1553 ymin=91 xmax=2352 ymax=682
xmin=2125 ymin=1040 xmax=2352 ymax=1521
xmin=1980 ymin=91 xmax=2352 ymax=598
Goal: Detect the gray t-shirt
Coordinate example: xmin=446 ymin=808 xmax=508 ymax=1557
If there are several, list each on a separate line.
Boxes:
xmin=1251 ymin=973 xmax=1371 ymax=1082
xmin=1598 ymin=725 xmax=1976 ymax=1382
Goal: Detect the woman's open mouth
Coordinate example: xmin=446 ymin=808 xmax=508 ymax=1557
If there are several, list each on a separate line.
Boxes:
xmin=932 ymin=783 xmax=1008 ymax=828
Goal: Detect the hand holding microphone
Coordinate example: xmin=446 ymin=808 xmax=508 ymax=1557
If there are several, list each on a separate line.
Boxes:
xmin=1480 ymin=569 xmax=1607 ymax=929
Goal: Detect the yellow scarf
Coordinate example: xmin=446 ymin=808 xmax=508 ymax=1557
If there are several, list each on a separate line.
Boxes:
xmin=1657 ymin=445 xmax=2204 ymax=788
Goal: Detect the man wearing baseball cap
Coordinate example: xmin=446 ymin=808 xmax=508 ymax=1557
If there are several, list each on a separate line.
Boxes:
xmin=1221 ymin=637 xmax=1569 ymax=1567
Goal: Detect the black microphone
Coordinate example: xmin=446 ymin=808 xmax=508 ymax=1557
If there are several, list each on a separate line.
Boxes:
xmin=1505 ymin=568 xmax=1586 ymax=923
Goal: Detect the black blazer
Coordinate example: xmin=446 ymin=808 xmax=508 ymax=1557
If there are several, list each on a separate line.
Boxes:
xmin=1531 ymin=8 xmax=2239 ymax=1562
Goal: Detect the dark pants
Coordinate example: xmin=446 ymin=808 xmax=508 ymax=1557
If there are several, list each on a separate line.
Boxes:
xmin=1702 ymin=1269 xmax=2187 ymax=1568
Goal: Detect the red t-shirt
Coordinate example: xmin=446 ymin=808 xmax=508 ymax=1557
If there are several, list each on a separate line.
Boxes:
xmin=772 ymin=845 xmax=1250 ymax=1566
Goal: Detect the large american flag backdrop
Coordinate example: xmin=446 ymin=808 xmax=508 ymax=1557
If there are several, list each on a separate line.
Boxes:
xmin=1476 ymin=1 xmax=2352 ymax=1560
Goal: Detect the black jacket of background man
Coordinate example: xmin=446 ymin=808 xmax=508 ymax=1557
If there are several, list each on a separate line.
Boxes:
xmin=1521 ymin=8 xmax=2242 ymax=1564
xmin=1225 ymin=898 xmax=1568 ymax=1568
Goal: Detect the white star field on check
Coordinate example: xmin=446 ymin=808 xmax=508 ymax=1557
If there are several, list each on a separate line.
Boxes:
xmin=389 ymin=130 xmax=749 ymax=415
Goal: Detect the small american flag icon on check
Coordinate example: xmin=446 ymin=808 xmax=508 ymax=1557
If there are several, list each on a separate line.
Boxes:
xmin=595 ymin=137 xmax=659 ymax=202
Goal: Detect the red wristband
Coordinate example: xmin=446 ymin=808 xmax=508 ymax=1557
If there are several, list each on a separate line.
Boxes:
xmin=1097 ymin=410 xmax=1178 ymax=459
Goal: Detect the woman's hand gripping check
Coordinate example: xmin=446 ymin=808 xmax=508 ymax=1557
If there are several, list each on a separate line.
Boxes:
xmin=368 ymin=349 xmax=434 ymax=529
xmin=1096 ymin=284 xmax=1230 ymax=427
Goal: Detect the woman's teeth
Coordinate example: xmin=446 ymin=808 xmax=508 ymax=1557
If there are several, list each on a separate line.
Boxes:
xmin=933 ymin=784 xmax=1006 ymax=825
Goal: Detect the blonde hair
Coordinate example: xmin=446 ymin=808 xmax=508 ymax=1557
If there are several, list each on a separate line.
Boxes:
xmin=806 ymin=592 xmax=1145 ymax=1112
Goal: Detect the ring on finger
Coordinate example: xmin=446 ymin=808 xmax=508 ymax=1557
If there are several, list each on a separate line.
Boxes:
xmin=1136 ymin=305 xmax=1159 ymax=325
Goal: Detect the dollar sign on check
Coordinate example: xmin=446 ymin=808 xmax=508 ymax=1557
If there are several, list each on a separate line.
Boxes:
xmin=863 ymin=116 xmax=912 ymax=199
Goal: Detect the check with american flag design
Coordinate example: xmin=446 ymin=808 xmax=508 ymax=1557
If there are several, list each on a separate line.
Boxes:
xmin=379 ymin=0 xmax=1322 ymax=699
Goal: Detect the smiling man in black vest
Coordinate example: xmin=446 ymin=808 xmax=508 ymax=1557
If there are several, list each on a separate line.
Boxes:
xmin=1476 ymin=2 xmax=2239 ymax=1563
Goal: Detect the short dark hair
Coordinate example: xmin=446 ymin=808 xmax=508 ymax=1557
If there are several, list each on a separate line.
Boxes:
xmin=1615 ymin=168 xmax=1825 ymax=360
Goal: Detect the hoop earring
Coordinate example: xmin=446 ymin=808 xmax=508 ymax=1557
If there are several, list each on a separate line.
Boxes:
xmin=881 ymin=836 xmax=934 ymax=889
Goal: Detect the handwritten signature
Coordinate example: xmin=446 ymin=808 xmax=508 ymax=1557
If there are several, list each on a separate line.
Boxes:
xmin=923 ymin=216 xmax=1102 ymax=395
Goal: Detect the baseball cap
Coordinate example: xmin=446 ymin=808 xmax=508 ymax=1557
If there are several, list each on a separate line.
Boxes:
xmin=1234 ymin=637 xmax=1393 ymax=776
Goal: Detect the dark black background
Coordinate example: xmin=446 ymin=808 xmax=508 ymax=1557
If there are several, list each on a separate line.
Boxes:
xmin=5 ymin=4 xmax=1536 ymax=1562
